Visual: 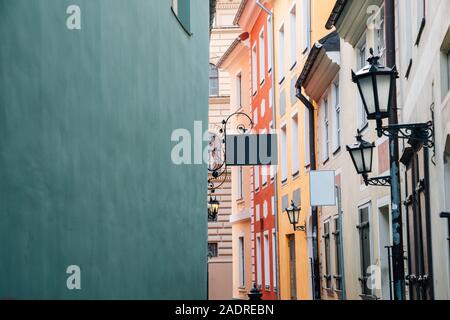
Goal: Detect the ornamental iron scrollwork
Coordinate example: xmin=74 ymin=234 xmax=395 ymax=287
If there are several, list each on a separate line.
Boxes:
xmin=376 ymin=121 xmax=434 ymax=149
xmin=208 ymin=112 xmax=253 ymax=195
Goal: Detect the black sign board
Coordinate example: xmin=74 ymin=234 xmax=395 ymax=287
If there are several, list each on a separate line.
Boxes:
xmin=225 ymin=134 xmax=278 ymax=166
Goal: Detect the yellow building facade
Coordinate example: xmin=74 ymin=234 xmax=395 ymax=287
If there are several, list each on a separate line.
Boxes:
xmin=271 ymin=0 xmax=336 ymax=300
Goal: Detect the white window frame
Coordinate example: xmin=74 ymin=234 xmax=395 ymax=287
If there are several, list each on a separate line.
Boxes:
xmin=332 ymin=81 xmax=341 ymax=152
xmin=252 ymin=43 xmax=258 ymax=95
xmin=322 ymin=97 xmax=330 ymax=162
xmin=237 ymin=166 xmax=244 ymax=200
xmin=289 ymin=3 xmax=297 ymax=69
xmin=278 ymin=23 xmax=286 ymax=83
xmin=280 ymin=123 xmax=288 ymax=182
xmin=272 ymin=229 xmax=277 ymax=289
xmin=261 ymin=99 xmax=266 ymax=118
xmin=356 ymin=34 xmax=368 ymax=130
xmin=236 ymin=72 xmax=242 ymax=109
xmin=301 ymin=0 xmax=311 ymax=53
xmin=291 ymin=112 xmax=300 ymax=176
xmin=255 ymin=165 xmax=260 ymax=191
xmin=239 ymin=236 xmax=245 ymax=287
xmin=263 ymin=200 xmax=268 ymax=219
xmin=304 ymin=106 xmax=311 ymax=166
xmin=256 ymin=203 xmax=261 ymax=222
xmin=267 ymin=15 xmax=273 ymax=73
xmin=259 ymin=28 xmax=266 ymax=85
xmin=264 ymin=231 xmax=271 ymax=289
xmin=256 ymin=234 xmax=262 ymax=286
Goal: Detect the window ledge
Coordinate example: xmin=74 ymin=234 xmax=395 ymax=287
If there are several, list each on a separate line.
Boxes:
xmin=332 ymin=146 xmax=341 ymax=156
xmin=290 ymin=61 xmax=297 ymax=71
xmin=415 ymin=18 xmax=426 ymax=46
xmin=358 ymin=122 xmax=369 ymax=134
xmin=405 ymin=59 xmax=413 ymax=79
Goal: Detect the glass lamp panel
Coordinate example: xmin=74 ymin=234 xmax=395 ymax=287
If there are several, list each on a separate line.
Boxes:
xmin=375 ymin=74 xmax=392 ymax=114
xmin=358 ymin=76 xmax=376 ymax=116
xmin=351 ymin=148 xmax=364 ymax=174
xmin=363 ymin=146 xmax=374 ymax=173
xmin=287 ymin=210 xmax=295 ymax=225
xmin=293 ymin=210 xmax=300 ymax=225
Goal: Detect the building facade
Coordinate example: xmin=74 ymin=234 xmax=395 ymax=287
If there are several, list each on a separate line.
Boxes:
xmin=272 ymin=0 xmax=336 ymax=300
xmin=395 ymin=0 xmax=450 ymax=299
xmin=0 ymin=0 xmax=210 ymax=299
xmin=208 ymin=0 xmax=242 ymax=300
xmin=217 ymin=30 xmax=254 ymax=300
xmin=234 ymin=0 xmax=278 ymax=300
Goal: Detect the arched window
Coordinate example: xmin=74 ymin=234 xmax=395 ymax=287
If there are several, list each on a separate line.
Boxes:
xmin=209 ymin=63 xmax=219 ymax=96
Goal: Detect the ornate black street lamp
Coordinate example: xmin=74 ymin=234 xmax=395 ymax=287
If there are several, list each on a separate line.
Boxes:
xmin=346 ymin=131 xmax=391 ymax=187
xmin=207 ymin=196 xmax=220 ymax=221
xmin=285 ymin=200 xmax=306 ymax=232
xmin=352 ymin=49 xmax=434 ymax=144
xmin=352 ymin=49 xmax=398 ymax=133
xmin=348 ymin=48 xmax=436 ymax=300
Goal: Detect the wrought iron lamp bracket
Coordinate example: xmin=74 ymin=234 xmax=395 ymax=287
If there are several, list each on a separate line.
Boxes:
xmin=363 ymin=174 xmax=391 ymax=187
xmin=376 ymin=121 xmax=434 ymax=149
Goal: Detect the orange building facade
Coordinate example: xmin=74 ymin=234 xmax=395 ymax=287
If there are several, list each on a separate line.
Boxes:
xmin=234 ymin=0 xmax=277 ymax=300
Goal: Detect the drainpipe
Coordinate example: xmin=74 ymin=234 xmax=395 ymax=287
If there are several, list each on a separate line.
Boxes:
xmin=385 ymin=0 xmax=406 ymax=300
xmin=296 ymin=89 xmax=321 ymax=300
xmin=255 ymin=0 xmax=280 ymax=300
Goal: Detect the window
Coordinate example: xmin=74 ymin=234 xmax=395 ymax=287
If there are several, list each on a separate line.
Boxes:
xmin=255 ymin=165 xmax=260 ymax=191
xmin=263 ymin=200 xmax=268 ymax=219
xmin=374 ymin=6 xmax=386 ymax=63
xmin=447 ymin=50 xmax=450 ymax=93
xmin=208 ymin=242 xmax=218 ymax=258
xmin=272 ymin=230 xmax=277 ymax=289
xmin=289 ymin=4 xmax=297 ymax=68
xmin=333 ymin=216 xmax=342 ymax=291
xmin=264 ymin=233 xmax=271 ymax=289
xmin=256 ymin=235 xmax=262 ymax=286
xmin=402 ymin=0 xmax=413 ymax=77
xmin=237 ymin=166 xmax=244 ymax=200
xmin=281 ymin=125 xmax=288 ymax=183
xmin=322 ymin=98 xmax=330 ymax=162
xmin=291 ymin=114 xmax=300 ymax=176
xmin=209 ymin=64 xmax=219 ymax=96
xmin=252 ymin=44 xmax=258 ymax=94
xmin=259 ymin=29 xmax=266 ymax=84
xmin=236 ymin=73 xmax=242 ymax=108
xmin=357 ymin=36 xmax=368 ymax=129
xmin=323 ymin=221 xmax=332 ymax=289
xmin=332 ymin=82 xmax=341 ymax=152
xmin=271 ymin=196 xmax=275 ymax=216
xmin=304 ymin=106 xmax=311 ymax=166
xmin=267 ymin=16 xmax=273 ymax=72
xmin=261 ymin=99 xmax=266 ymax=118
xmin=256 ymin=203 xmax=261 ymax=221
xmin=415 ymin=0 xmax=425 ymax=44
xmin=301 ymin=0 xmax=311 ymax=52
xmin=269 ymin=87 xmax=274 ymax=108
xmin=262 ymin=165 xmax=268 ymax=187
xmin=253 ymin=108 xmax=258 ymax=126
xmin=358 ymin=204 xmax=372 ymax=296
xmin=171 ymin=0 xmax=191 ymax=33
xmin=239 ymin=237 xmax=245 ymax=287
xmin=278 ymin=24 xmax=286 ymax=83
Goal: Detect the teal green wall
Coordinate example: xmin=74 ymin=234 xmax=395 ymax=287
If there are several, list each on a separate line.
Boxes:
xmin=0 ymin=0 xmax=208 ymax=299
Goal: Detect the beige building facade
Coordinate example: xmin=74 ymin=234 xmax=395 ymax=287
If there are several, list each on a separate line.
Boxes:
xmin=208 ymin=0 xmax=242 ymax=300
